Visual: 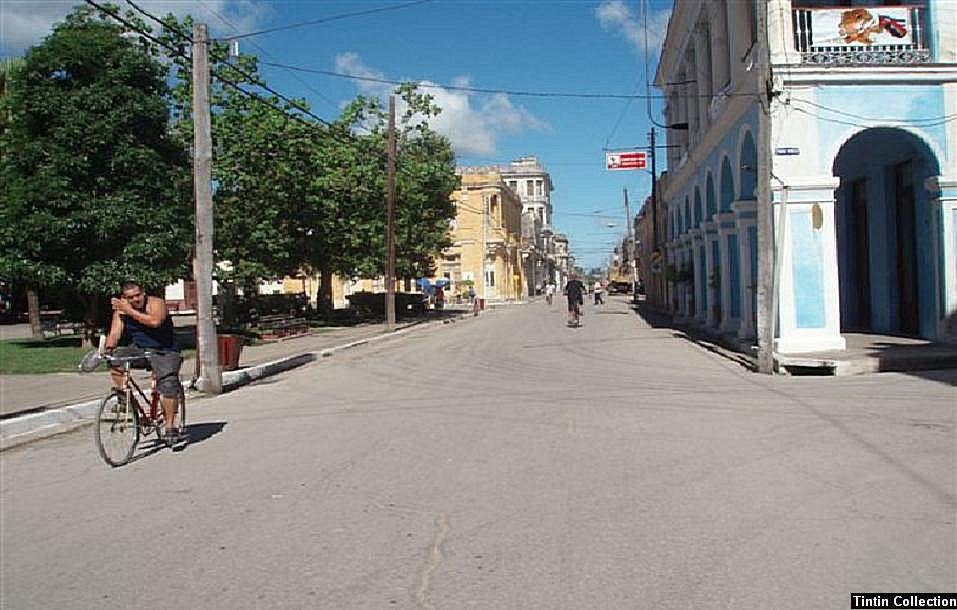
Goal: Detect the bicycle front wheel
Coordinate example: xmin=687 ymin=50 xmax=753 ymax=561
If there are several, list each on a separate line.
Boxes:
xmin=95 ymin=393 xmax=139 ymax=467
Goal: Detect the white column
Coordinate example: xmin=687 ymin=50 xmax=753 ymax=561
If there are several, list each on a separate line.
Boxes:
xmin=926 ymin=176 xmax=957 ymax=339
xmin=702 ymin=220 xmax=719 ymax=327
xmin=774 ymin=179 xmax=846 ymax=353
xmin=686 ymin=236 xmax=697 ymax=317
xmin=716 ymin=211 xmax=740 ymax=333
xmin=733 ymin=200 xmax=757 ymax=340
xmin=768 ymin=0 xmax=796 ymax=64
xmin=666 ymin=243 xmax=676 ymax=314
xmin=689 ymin=228 xmax=707 ymax=324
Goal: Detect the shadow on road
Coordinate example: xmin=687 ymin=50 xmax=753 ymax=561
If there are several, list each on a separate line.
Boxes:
xmin=129 ymin=421 xmax=227 ymax=462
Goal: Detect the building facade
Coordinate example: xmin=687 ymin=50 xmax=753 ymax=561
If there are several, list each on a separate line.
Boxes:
xmin=656 ymin=0 xmax=957 ymax=352
xmin=498 ymin=156 xmax=558 ymax=296
xmin=434 ymin=169 xmax=525 ymax=301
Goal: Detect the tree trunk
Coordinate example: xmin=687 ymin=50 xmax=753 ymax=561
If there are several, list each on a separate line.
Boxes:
xmin=79 ymin=293 xmax=99 ymax=350
xmin=27 ymin=288 xmax=41 ymax=338
xmin=219 ymin=281 xmax=238 ymax=329
xmin=318 ymin=262 xmax=334 ymax=315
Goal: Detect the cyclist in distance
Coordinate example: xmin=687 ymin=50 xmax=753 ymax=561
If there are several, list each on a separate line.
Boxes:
xmin=564 ymin=275 xmax=585 ymax=326
xmin=104 ymin=281 xmax=183 ymax=440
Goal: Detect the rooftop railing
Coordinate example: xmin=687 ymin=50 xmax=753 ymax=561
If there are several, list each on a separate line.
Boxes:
xmin=792 ymin=5 xmax=930 ymax=65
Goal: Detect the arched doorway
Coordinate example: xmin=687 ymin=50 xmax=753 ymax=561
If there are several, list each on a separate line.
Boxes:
xmin=833 ymin=128 xmax=941 ymax=337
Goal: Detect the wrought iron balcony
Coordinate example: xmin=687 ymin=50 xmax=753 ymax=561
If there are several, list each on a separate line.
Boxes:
xmin=792 ymin=5 xmax=930 ymax=65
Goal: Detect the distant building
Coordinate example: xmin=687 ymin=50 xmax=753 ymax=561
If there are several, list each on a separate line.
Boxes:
xmin=434 ymin=169 xmax=525 ymax=301
xmin=656 ymin=0 xmax=956 ymax=352
xmin=497 ymin=156 xmax=561 ymax=295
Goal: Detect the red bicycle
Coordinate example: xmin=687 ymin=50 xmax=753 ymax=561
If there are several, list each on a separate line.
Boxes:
xmin=80 ymin=349 xmax=186 ymax=467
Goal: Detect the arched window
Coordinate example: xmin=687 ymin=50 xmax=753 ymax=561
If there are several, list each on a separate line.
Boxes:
xmin=693 ymin=187 xmax=703 ymax=227
xmin=705 ymin=175 xmax=716 ymax=218
xmin=739 ymin=131 xmax=757 ymax=200
xmin=720 ymin=157 xmax=735 ymax=210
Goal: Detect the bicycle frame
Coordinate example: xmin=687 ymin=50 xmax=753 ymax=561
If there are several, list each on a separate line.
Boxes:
xmin=114 ymin=359 xmax=163 ymax=432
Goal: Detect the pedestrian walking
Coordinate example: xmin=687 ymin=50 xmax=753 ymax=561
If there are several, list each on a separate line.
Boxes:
xmin=545 ymin=283 xmax=555 ymax=306
xmin=593 ymin=280 xmax=604 ymax=305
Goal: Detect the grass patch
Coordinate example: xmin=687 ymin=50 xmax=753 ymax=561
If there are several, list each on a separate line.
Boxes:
xmin=0 ymin=336 xmax=88 ymax=374
xmin=0 ymin=336 xmax=194 ymax=375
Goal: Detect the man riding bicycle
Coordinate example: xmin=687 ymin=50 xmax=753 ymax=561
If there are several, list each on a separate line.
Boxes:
xmin=104 ymin=281 xmax=183 ymax=441
xmin=564 ymin=275 xmax=585 ymax=326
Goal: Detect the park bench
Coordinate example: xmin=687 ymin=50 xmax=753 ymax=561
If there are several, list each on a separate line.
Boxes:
xmin=39 ymin=311 xmax=84 ymax=337
xmin=253 ymin=313 xmax=309 ymax=340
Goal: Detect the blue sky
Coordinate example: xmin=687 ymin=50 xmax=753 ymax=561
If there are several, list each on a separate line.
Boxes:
xmin=2 ymin=0 xmax=674 ymax=270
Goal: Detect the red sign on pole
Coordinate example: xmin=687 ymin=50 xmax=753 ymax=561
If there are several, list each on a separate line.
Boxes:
xmin=605 ymin=151 xmax=647 ymax=171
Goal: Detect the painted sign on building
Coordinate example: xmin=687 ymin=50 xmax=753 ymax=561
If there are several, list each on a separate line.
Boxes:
xmin=605 ymin=151 xmax=647 ymax=171
xmin=811 ymin=7 xmax=912 ymax=47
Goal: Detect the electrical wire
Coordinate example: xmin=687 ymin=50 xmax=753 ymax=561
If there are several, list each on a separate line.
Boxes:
xmin=122 ymin=0 xmax=193 ymax=41
xmin=84 ymin=0 xmax=188 ymax=61
xmin=259 ymin=60 xmax=765 ymax=101
xmin=220 ymin=0 xmax=434 ymax=41
xmin=195 ymin=0 xmax=340 ymax=114
xmin=791 ymin=106 xmax=957 ymax=130
xmin=789 ymin=97 xmax=957 ymax=125
xmin=118 ymin=0 xmax=337 ymax=130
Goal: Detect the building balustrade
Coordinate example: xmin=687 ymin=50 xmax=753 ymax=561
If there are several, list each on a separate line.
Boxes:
xmin=792 ymin=5 xmax=930 ymax=65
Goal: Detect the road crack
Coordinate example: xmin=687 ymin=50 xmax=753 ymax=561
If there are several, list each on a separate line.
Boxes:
xmin=415 ymin=512 xmax=449 ymax=610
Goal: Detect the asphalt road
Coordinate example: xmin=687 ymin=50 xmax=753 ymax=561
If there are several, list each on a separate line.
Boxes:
xmin=2 ymin=297 xmax=954 ymax=609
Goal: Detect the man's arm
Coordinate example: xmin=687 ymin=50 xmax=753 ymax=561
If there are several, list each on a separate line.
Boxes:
xmin=104 ymin=310 xmax=124 ymax=352
xmin=111 ymin=295 xmax=169 ymax=329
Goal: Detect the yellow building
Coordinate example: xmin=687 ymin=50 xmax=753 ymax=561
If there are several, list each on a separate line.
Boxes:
xmin=436 ymin=169 xmax=525 ymax=301
xmin=282 ymin=274 xmax=390 ymax=308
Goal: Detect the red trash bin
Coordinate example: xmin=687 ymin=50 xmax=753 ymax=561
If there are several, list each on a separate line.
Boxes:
xmin=217 ymin=334 xmax=244 ymax=371
xmin=478 ymin=298 xmax=485 ymax=311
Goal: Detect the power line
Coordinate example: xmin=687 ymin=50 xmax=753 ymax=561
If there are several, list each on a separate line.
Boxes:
xmin=117 ymin=0 xmax=339 ymax=130
xmin=259 ymin=60 xmax=690 ymax=100
xmin=122 ymin=0 xmax=192 ymax=41
xmin=789 ymin=97 xmax=957 ymax=125
xmin=195 ymin=0 xmax=340 ymax=114
xmin=790 ymin=106 xmax=957 ymax=131
xmin=220 ymin=0 xmax=434 ymax=41
xmin=84 ymin=0 xmax=188 ymax=61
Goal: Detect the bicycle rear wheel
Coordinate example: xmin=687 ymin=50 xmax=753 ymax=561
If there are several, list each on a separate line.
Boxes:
xmin=95 ymin=392 xmax=139 ymax=467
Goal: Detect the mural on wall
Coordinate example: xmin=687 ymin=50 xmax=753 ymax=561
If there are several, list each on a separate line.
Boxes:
xmin=811 ymin=8 xmax=911 ymax=46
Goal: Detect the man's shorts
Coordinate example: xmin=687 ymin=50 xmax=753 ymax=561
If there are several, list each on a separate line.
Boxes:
xmin=112 ymin=346 xmax=183 ymax=399
xmin=567 ymin=298 xmax=582 ymax=312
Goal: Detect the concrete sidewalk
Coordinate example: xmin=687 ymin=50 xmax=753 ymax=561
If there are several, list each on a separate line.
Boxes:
xmin=0 ymin=309 xmax=481 ymax=448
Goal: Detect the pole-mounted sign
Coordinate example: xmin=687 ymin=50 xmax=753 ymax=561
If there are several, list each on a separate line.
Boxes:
xmin=605 ymin=151 xmax=647 ymax=171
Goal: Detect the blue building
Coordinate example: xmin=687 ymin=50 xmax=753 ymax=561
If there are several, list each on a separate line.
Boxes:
xmin=655 ymin=0 xmax=956 ymax=354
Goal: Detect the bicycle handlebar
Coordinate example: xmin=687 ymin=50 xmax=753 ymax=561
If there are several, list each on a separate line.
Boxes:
xmin=103 ymin=351 xmax=155 ymax=364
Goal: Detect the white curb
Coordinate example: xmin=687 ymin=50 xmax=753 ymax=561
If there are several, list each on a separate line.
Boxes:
xmin=1 ymin=314 xmax=468 ymax=450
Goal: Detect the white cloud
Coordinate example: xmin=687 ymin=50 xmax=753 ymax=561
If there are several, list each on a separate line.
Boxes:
xmin=334 ymin=52 xmax=549 ymax=157
xmin=596 ymin=0 xmax=671 ymax=58
xmin=0 ymin=1 xmax=269 ymax=55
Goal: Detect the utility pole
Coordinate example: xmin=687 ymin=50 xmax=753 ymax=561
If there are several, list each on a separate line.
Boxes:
xmin=755 ymin=2 xmax=775 ymax=374
xmin=385 ymin=95 xmax=397 ymax=331
xmin=192 ymin=23 xmax=221 ymax=394
xmin=623 ymin=188 xmax=638 ymax=300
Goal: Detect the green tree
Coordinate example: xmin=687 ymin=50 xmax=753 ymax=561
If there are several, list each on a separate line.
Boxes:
xmin=1 ymin=56 xmax=43 ymax=338
xmin=0 ymin=6 xmax=192 ymax=346
xmin=150 ymin=14 xmax=456 ymax=313
xmin=348 ymin=85 xmax=457 ymax=280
